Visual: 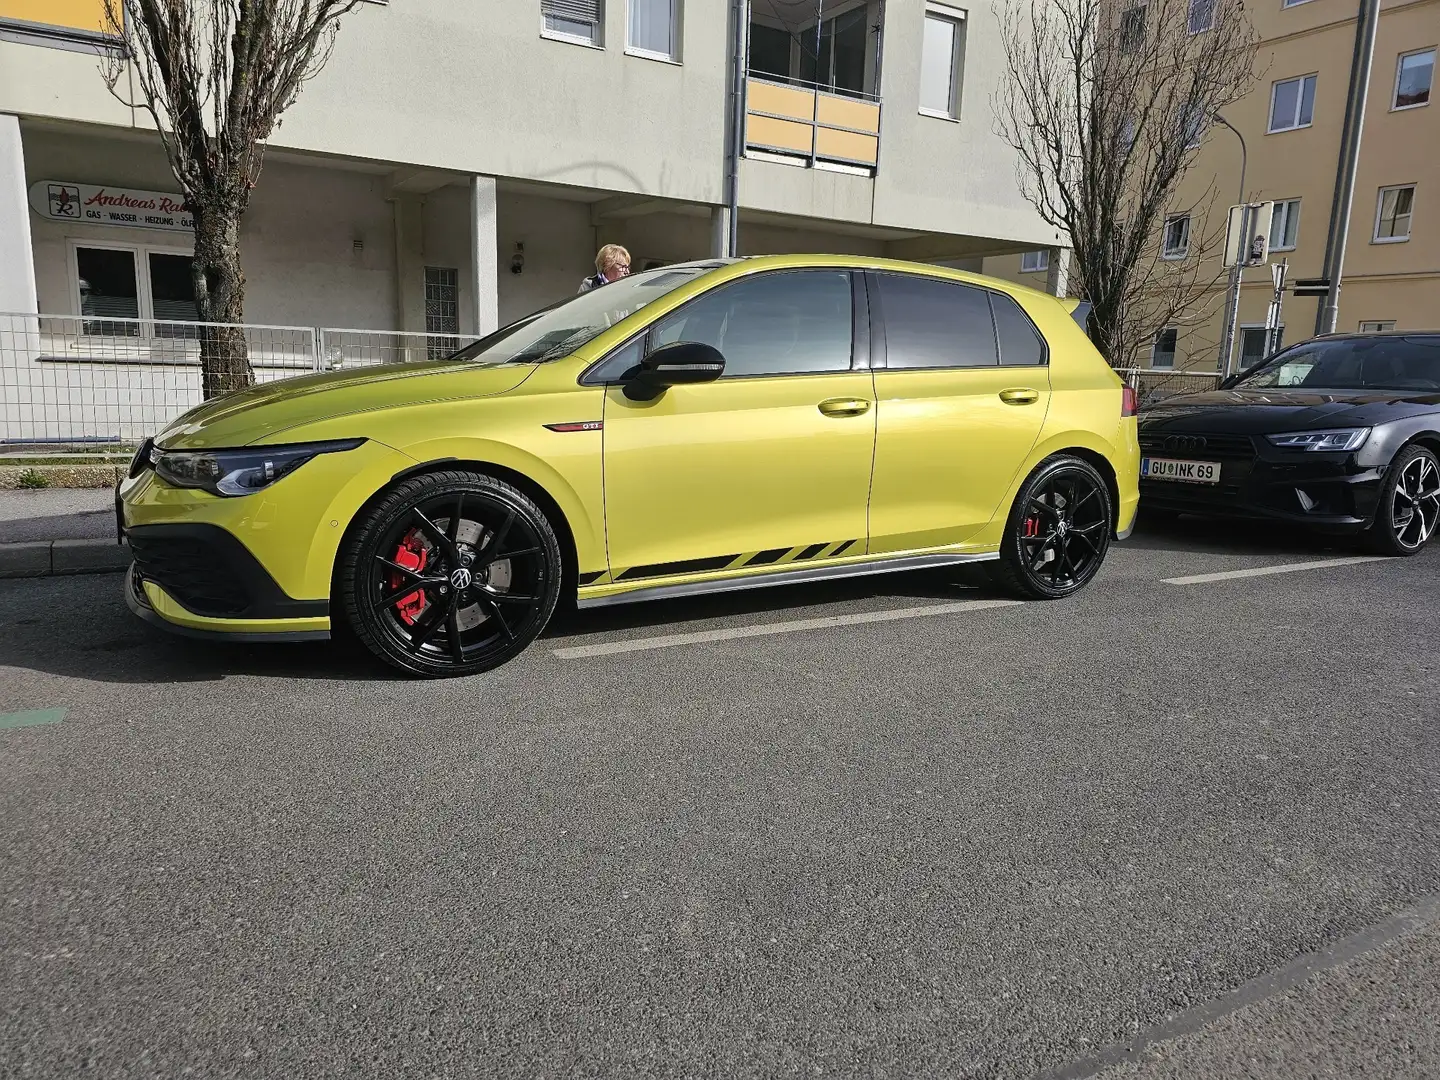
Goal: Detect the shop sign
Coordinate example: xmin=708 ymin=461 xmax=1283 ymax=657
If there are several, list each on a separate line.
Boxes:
xmin=28 ymin=180 xmax=194 ymax=232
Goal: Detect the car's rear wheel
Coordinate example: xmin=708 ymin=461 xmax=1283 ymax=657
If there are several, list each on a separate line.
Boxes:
xmin=340 ymin=470 xmax=562 ymax=677
xmin=991 ymin=455 xmax=1113 ymax=600
xmin=1364 ymin=444 xmax=1440 ymax=556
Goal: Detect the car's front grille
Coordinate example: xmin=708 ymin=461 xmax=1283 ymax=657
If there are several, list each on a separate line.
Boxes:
xmin=127 ymin=534 xmax=252 ymax=617
xmin=1138 ymin=431 xmax=1256 ymax=459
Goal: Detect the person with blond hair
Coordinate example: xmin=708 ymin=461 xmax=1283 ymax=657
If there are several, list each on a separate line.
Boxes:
xmin=578 ymin=244 xmax=631 ymax=293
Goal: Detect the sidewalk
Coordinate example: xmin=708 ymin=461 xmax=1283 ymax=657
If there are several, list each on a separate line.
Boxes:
xmin=0 ymin=488 xmax=129 ymax=578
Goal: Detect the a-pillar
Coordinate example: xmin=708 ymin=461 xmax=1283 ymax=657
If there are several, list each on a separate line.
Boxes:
xmin=469 ymin=176 xmax=498 ymax=336
xmin=0 ymin=114 xmax=38 ymax=315
xmin=1046 ymin=247 xmax=1071 ymax=298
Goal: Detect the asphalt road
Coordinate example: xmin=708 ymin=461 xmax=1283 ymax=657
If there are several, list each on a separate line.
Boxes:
xmin=2 ymin=517 xmax=1438 ymax=1079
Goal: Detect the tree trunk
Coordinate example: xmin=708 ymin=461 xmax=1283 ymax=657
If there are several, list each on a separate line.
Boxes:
xmin=191 ymin=206 xmax=254 ymax=399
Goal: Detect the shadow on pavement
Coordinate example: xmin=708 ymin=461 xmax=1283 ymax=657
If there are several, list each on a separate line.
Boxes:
xmin=1120 ymin=512 xmax=1366 ymax=559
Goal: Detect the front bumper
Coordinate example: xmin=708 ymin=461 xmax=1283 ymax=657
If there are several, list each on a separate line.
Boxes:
xmin=125 ymin=564 xmax=330 ymax=642
xmin=1140 ymin=448 xmax=1384 ymax=532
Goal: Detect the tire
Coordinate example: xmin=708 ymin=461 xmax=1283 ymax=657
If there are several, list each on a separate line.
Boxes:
xmin=340 ymin=470 xmax=563 ymax=677
xmin=1363 ymin=444 xmax=1440 ymax=556
xmin=991 ymin=454 xmax=1114 ymax=600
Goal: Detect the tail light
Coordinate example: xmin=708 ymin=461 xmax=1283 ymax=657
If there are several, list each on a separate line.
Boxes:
xmin=1122 ymin=386 xmax=1137 ymax=417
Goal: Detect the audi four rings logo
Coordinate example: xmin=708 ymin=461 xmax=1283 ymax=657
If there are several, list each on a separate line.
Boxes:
xmin=1162 ymin=435 xmax=1207 ymax=453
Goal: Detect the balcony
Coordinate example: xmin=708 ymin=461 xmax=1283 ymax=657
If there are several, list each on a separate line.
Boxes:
xmin=744 ymin=77 xmax=882 ymax=172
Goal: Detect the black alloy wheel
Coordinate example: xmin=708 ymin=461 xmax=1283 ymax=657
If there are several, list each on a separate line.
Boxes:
xmin=1365 ymin=444 xmax=1440 ymax=556
xmin=993 ymin=454 xmax=1114 ymax=600
xmin=341 ymin=471 xmax=562 ymax=677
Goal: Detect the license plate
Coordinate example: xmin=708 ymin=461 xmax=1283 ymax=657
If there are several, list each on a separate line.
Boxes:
xmin=1141 ymin=457 xmax=1221 ymax=484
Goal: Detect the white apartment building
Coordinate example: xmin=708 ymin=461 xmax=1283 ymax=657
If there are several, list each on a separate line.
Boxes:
xmin=0 ymin=0 xmax=1068 ymax=437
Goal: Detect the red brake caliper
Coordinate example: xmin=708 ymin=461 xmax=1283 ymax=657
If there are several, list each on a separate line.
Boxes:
xmin=388 ymin=528 xmax=429 ymax=625
xmin=1023 ymin=516 xmax=1041 ymax=538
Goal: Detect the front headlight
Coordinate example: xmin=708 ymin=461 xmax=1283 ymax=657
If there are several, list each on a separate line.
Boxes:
xmin=153 ymin=439 xmax=364 ymax=497
xmin=1266 ymin=428 xmax=1370 ymax=452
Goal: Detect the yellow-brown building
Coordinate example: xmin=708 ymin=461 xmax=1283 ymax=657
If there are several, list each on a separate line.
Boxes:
xmin=988 ymin=0 xmax=1438 ymax=374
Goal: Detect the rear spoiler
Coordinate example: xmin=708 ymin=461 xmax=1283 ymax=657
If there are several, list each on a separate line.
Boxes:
xmin=1061 ymin=298 xmax=1092 ymax=332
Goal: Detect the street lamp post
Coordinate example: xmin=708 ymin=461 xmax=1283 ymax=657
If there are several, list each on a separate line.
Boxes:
xmin=1212 ymin=112 xmax=1247 ymax=378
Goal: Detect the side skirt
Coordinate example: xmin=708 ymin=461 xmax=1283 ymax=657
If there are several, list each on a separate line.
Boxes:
xmin=576 ymin=551 xmax=1000 ymax=610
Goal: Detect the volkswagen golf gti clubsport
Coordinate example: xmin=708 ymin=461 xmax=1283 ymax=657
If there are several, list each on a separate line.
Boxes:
xmin=118 ymin=256 xmax=1140 ymax=677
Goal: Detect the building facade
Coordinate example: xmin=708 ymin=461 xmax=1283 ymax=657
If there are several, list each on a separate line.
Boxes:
xmin=986 ymin=0 xmax=1438 ymax=374
xmin=0 ymin=2 xmax=1067 ymax=362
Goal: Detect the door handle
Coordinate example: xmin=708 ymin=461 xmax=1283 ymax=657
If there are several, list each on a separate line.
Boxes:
xmin=999 ymin=388 xmax=1041 ymax=406
xmin=818 ymin=398 xmax=872 ymax=417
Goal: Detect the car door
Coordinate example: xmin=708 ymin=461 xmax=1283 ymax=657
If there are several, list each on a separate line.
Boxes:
xmin=601 ymin=268 xmax=876 ymax=579
xmin=867 ymin=272 xmax=1052 ymax=553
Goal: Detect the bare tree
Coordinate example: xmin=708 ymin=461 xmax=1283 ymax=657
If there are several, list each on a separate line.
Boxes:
xmin=994 ymin=0 xmax=1258 ymax=367
xmin=101 ymin=0 xmax=364 ymax=397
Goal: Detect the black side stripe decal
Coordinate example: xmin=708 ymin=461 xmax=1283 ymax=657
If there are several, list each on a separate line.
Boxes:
xmin=831 ymin=539 xmax=858 ymax=557
xmin=616 ymin=555 xmax=740 ymax=581
xmin=576 ymin=571 xmax=606 ymax=586
xmin=745 ymin=547 xmax=790 ymax=566
xmin=796 ymin=543 xmax=828 ymax=561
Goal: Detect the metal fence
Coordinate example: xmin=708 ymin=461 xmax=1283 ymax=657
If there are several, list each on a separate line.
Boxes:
xmin=1114 ymin=367 xmax=1224 ymax=408
xmin=0 ymin=314 xmax=480 ymax=444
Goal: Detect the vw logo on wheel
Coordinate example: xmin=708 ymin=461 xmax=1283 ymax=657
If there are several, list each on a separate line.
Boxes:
xmin=449 ymin=567 xmax=473 ymax=590
xmin=1162 ymin=434 xmax=1207 ymax=453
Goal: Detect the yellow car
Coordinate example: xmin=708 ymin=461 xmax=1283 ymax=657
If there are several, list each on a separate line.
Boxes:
xmin=118 ymin=255 xmax=1139 ymax=677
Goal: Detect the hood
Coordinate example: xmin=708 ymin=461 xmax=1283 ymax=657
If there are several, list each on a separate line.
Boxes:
xmin=156 ymin=360 xmax=536 ymax=449
xmin=1139 ymin=387 xmax=1440 ymax=434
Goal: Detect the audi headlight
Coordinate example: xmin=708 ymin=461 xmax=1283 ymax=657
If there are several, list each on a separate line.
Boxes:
xmin=153 ymin=439 xmax=363 ymax=497
xmin=1266 ymin=428 xmax=1370 ymax=452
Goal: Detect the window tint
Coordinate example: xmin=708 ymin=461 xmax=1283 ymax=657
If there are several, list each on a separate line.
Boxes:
xmin=1236 ymin=336 xmax=1440 ymax=391
xmin=990 ymin=292 xmax=1045 ymax=366
xmin=874 ymin=274 xmax=997 ymax=369
xmin=651 ymin=270 xmax=853 ymax=377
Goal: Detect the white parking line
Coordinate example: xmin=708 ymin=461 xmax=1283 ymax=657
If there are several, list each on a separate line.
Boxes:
xmin=1163 ymin=556 xmax=1390 ymax=586
xmin=553 ymin=598 xmax=1024 ymax=659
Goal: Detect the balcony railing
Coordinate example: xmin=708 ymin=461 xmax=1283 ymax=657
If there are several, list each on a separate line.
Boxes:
xmin=744 ymin=76 xmax=881 ymax=171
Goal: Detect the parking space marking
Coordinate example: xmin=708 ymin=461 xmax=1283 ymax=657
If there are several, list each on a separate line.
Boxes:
xmin=1163 ymin=556 xmax=1389 ymax=586
xmin=0 ymin=707 xmax=66 ymax=730
xmin=553 ymin=598 xmax=1024 ymax=659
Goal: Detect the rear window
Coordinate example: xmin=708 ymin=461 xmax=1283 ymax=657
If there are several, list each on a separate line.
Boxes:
xmin=990 ymin=292 xmax=1046 ymax=366
xmin=1235 ymin=335 xmax=1440 ymax=392
xmin=873 ymin=274 xmax=998 ymax=368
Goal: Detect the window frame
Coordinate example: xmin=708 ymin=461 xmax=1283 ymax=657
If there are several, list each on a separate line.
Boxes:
xmin=867 ymin=269 xmax=1049 ymax=371
xmin=1393 ymin=47 xmax=1435 ymax=111
xmin=1151 ymin=327 xmax=1178 ymax=370
xmin=1020 ymin=250 xmax=1050 ymax=274
xmin=541 ymin=0 xmax=605 ymax=48
xmin=1238 ymin=324 xmax=1284 ymax=370
xmin=1269 ymin=198 xmax=1301 ymax=252
xmin=1359 ymin=320 xmax=1397 ymax=332
xmin=1161 ymin=214 xmax=1191 ymax=260
xmin=625 ymin=0 xmax=680 ymax=63
xmin=1268 ymin=73 xmax=1317 ymax=133
xmin=1373 ymin=183 xmax=1416 ymax=244
xmin=1281 ymin=0 xmax=1314 ymax=7
xmin=67 ymin=238 xmax=196 ymax=325
xmin=918 ymin=3 xmax=966 ymax=122
xmin=1119 ymin=4 xmax=1146 ymax=53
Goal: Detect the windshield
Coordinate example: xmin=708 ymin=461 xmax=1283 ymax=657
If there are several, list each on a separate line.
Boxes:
xmin=447 ymin=264 xmax=722 ymax=364
xmin=1234 ymin=335 xmax=1440 ymax=392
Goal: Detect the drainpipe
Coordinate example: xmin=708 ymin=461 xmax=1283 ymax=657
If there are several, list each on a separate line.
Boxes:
xmin=725 ymin=0 xmax=749 ymax=257
xmin=1316 ymin=0 xmax=1381 ymax=336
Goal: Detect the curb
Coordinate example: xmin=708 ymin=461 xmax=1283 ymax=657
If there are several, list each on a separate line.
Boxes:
xmin=0 ymin=538 xmax=130 ymax=579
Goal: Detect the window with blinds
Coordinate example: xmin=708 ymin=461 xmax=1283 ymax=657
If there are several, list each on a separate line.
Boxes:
xmin=542 ymin=0 xmax=603 ymax=45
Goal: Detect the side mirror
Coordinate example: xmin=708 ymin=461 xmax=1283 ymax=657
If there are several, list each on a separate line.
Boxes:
xmin=622 ymin=341 xmax=725 ymax=401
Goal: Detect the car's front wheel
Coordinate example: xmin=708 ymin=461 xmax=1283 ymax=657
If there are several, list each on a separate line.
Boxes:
xmin=1364 ymin=444 xmax=1440 ymax=556
xmin=340 ymin=470 xmax=562 ymax=677
xmin=991 ymin=454 xmax=1114 ymax=600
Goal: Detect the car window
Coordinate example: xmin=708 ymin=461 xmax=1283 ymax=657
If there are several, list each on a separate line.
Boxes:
xmin=874 ymin=273 xmax=998 ymax=369
xmin=990 ymin=292 xmax=1046 ymax=367
xmin=650 ymin=270 xmax=853 ymax=378
xmin=445 ymin=263 xmax=720 ymax=365
xmin=1235 ymin=336 xmax=1440 ymax=391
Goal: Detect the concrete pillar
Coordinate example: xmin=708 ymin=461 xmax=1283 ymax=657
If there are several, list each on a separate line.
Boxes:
xmin=0 ymin=114 xmax=38 ymax=315
xmin=469 ymin=175 xmax=498 ymax=335
xmin=391 ymin=193 xmax=427 ymax=333
xmin=1045 ymin=247 xmax=1071 ymax=298
xmin=709 ymin=205 xmax=731 ymax=259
